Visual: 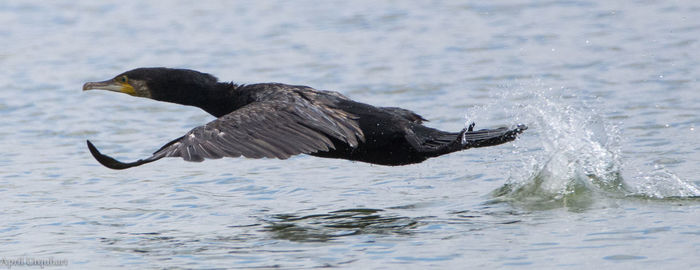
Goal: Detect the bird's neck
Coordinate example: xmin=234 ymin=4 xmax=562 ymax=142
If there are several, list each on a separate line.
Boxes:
xmin=158 ymin=82 xmax=242 ymax=118
xmin=191 ymin=82 xmax=242 ymax=117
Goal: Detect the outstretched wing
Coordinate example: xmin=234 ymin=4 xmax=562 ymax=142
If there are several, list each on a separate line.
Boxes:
xmin=87 ymin=96 xmax=365 ymax=170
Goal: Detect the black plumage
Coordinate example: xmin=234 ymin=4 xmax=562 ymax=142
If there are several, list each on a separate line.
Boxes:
xmin=83 ymin=67 xmax=526 ymax=169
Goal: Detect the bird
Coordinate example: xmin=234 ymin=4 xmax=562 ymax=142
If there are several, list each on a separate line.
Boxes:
xmin=83 ymin=67 xmax=527 ymax=170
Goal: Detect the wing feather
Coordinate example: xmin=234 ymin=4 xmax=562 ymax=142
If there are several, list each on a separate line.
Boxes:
xmin=87 ymin=87 xmax=365 ymax=169
xmin=150 ymin=96 xmax=363 ymax=162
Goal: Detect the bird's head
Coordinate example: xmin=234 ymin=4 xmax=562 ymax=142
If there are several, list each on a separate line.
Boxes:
xmin=83 ymin=67 xmax=220 ymax=101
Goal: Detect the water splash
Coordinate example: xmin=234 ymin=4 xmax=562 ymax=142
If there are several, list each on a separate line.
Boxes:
xmin=483 ymin=86 xmax=625 ymax=210
xmin=629 ymin=165 xmax=700 ymax=199
xmin=477 ymin=83 xmax=699 ymax=210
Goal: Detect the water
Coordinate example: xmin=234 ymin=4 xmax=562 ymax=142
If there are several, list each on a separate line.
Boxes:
xmin=1 ymin=0 xmax=699 ymax=269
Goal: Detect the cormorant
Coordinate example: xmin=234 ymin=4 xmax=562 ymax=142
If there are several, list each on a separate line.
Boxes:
xmin=83 ymin=67 xmax=527 ymax=169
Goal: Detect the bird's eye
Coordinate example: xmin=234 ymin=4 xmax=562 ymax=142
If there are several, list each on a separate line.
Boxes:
xmin=119 ymin=76 xmax=128 ymax=83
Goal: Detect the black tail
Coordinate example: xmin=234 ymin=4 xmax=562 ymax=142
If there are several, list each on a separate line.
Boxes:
xmin=461 ymin=124 xmax=528 ymax=148
xmin=424 ymin=123 xmax=527 ymax=157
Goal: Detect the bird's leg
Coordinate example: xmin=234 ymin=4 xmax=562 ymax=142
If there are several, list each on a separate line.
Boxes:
xmin=458 ymin=122 xmax=476 ymax=146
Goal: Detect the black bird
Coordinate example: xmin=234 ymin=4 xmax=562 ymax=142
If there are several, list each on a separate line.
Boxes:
xmin=83 ymin=67 xmax=526 ymax=169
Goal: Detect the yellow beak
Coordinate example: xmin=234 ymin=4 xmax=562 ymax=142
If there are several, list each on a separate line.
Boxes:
xmin=83 ymin=79 xmax=136 ymax=95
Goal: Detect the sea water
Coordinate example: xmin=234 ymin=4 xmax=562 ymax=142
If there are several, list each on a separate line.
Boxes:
xmin=1 ymin=1 xmax=698 ymax=268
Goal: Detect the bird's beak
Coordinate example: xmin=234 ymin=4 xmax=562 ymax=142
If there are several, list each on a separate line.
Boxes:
xmin=83 ymin=79 xmax=137 ymax=96
xmin=83 ymin=79 xmax=121 ymax=92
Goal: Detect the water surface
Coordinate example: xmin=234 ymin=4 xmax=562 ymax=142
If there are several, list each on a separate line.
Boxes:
xmin=1 ymin=1 xmax=699 ymax=269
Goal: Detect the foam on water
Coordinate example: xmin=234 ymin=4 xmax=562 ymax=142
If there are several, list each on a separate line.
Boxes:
xmin=474 ymin=82 xmax=700 ymax=209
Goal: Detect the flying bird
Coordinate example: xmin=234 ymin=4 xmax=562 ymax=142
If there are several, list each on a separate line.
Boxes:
xmin=83 ymin=67 xmax=526 ymax=169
